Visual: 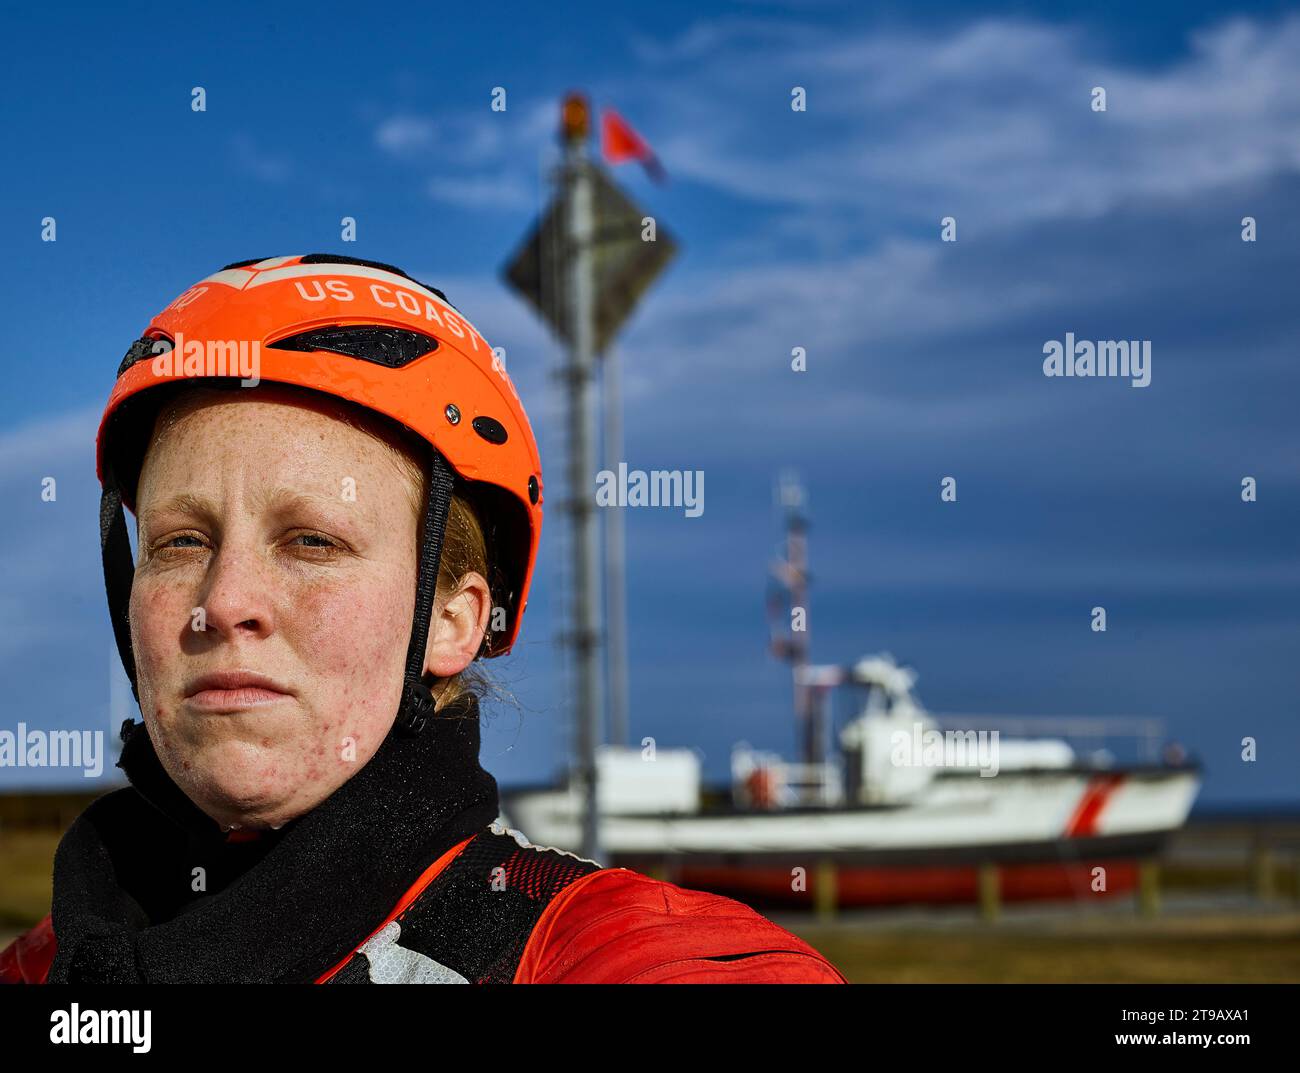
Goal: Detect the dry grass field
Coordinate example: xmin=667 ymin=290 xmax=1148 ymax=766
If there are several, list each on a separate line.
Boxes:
xmin=782 ymin=907 xmax=1300 ymax=983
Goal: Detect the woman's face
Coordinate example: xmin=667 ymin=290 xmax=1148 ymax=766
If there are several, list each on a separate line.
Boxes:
xmin=130 ymin=385 xmax=427 ymax=831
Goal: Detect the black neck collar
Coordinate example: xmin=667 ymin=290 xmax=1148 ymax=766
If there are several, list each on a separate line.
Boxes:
xmin=48 ymin=694 xmax=499 ymax=983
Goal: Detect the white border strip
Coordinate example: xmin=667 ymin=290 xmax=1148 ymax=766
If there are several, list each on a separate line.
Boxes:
xmin=245 ymin=262 xmax=463 ymax=318
xmin=190 ymin=260 xmax=489 ymax=350
xmin=195 ymin=268 xmax=257 ymax=289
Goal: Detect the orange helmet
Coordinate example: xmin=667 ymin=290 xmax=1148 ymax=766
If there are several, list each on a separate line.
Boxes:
xmin=98 ymin=254 xmax=543 ymax=733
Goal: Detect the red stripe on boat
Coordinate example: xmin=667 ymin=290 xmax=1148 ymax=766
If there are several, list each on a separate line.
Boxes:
xmin=1063 ymin=773 xmax=1126 ymax=837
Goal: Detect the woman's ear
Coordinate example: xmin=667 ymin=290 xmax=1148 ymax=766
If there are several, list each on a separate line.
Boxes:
xmin=423 ymin=572 xmax=492 ymax=679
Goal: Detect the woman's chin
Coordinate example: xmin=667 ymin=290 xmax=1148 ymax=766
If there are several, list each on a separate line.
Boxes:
xmin=168 ymin=739 xmax=320 ymax=830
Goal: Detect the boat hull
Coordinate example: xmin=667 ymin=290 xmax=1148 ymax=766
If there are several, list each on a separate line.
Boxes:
xmin=665 ymin=857 xmax=1145 ymax=908
xmin=500 ymin=767 xmax=1199 ymax=907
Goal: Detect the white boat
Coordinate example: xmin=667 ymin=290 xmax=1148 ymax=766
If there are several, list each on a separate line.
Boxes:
xmin=501 ymin=653 xmax=1201 ymax=904
xmin=501 ymin=477 xmax=1201 ymax=906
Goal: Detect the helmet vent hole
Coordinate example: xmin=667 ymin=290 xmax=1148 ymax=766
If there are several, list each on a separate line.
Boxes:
xmin=269 ymin=325 xmax=438 ymax=368
xmin=117 ymin=334 xmax=173 ymax=376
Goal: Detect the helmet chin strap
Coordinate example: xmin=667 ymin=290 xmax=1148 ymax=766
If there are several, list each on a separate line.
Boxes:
xmin=99 ymin=447 xmax=457 ymax=742
xmin=100 ymin=470 xmax=140 ymax=735
xmin=395 ymin=448 xmax=456 ymax=735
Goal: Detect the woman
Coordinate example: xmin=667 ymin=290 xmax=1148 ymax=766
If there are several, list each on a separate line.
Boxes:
xmin=0 ymin=255 xmax=846 ymax=984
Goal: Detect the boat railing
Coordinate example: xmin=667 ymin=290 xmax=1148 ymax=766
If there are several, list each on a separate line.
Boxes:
xmin=930 ymin=714 xmax=1169 ymax=765
xmin=732 ymin=748 xmax=844 ymax=809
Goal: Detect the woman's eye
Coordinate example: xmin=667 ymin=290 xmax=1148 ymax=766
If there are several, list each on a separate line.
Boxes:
xmin=163 ymin=534 xmax=206 ymax=550
xmin=291 ymin=533 xmax=337 ymax=549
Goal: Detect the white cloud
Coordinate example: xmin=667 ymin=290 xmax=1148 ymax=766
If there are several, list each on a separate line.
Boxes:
xmin=426 ymin=172 xmax=538 ymax=211
xmin=374 ymin=99 xmax=557 ymax=212
xmin=367 ymin=16 xmax=1300 ymax=489
xmin=375 ymin=115 xmax=438 ymax=154
xmin=631 ymin=14 xmax=1300 ymax=229
xmin=230 ymin=133 xmax=294 ymax=184
xmin=0 ymin=406 xmax=102 ymax=664
xmin=0 ymin=405 xmax=97 ymax=478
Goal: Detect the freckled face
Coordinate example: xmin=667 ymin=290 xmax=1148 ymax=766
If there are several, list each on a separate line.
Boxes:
xmin=129 ymin=386 xmax=421 ymax=830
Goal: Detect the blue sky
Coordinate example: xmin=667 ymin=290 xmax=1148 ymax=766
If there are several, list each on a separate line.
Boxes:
xmin=0 ymin=1 xmax=1296 ymax=805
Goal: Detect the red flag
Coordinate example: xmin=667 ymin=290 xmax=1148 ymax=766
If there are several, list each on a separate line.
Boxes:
xmin=601 ymin=108 xmax=666 ymax=182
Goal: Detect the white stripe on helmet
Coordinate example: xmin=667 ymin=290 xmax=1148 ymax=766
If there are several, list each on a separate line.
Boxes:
xmin=245 ymin=262 xmax=462 ymax=317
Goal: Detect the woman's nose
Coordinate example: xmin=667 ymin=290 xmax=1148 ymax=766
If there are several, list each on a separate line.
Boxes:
xmin=194 ymin=542 xmax=276 ymax=640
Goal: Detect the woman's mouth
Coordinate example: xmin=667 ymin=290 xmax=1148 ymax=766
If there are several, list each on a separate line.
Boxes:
xmin=183 ymin=671 xmax=295 ymax=712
